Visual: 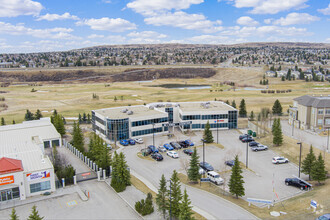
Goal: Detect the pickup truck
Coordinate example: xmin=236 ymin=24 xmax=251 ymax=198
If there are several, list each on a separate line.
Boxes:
xmin=285 ymin=178 xmax=311 ymax=190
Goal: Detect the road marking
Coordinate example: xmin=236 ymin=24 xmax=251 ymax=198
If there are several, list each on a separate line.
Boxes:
xmin=67 ymin=200 xmax=77 ymax=207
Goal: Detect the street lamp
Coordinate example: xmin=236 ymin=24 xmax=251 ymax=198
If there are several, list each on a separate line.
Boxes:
xmin=201 ymin=139 xmax=206 ymax=177
xmin=246 ymin=140 xmax=248 ymax=169
xmin=297 ymin=142 xmax=302 ymax=178
xmin=327 ymin=127 xmax=329 ymax=152
xmin=152 ymin=123 xmax=155 ymax=146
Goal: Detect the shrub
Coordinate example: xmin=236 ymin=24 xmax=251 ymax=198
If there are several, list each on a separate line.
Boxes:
xmin=135 ymin=193 xmax=154 ymax=216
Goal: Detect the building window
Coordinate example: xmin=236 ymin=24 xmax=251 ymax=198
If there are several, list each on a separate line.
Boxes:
xmin=43 ymin=141 xmax=50 ymax=148
xmin=51 ymin=139 xmax=60 ymax=147
xmin=326 ymin=109 xmax=330 ymax=115
xmin=318 ymin=109 xmax=324 ymax=115
xmin=317 ymin=119 xmax=323 ymax=125
xmin=325 ymin=118 xmax=330 ymax=125
xmin=30 ymin=181 xmax=51 ymax=193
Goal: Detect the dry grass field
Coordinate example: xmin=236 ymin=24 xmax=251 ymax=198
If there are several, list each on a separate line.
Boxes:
xmin=0 ymin=66 xmax=328 ymax=123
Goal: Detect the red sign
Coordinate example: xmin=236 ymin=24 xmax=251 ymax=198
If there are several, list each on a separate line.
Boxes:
xmin=0 ymin=175 xmax=14 ymax=186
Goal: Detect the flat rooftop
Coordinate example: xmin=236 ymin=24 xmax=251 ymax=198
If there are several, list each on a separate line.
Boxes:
xmin=178 ymin=101 xmax=236 ymax=112
xmin=94 ymin=105 xmax=168 ymax=119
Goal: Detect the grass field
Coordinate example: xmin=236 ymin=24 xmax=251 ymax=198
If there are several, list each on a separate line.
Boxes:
xmin=0 ymin=67 xmax=328 ymax=123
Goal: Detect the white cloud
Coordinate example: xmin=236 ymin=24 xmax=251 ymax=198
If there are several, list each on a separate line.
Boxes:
xmin=127 ymin=0 xmax=204 ymax=16
xmin=0 ymin=0 xmax=43 ymax=17
xmin=36 ymin=12 xmax=79 ymax=21
xmin=76 ymin=17 xmax=137 ymax=32
xmin=88 ymin=34 xmax=105 ymax=39
xmin=273 ymin=13 xmax=320 ymax=26
xmin=233 ymin=0 xmax=308 ymax=14
xmin=127 ymin=31 xmax=167 ymax=39
xmin=236 ymin=16 xmax=259 ymax=26
xmin=0 ymin=22 xmax=80 ymax=40
xmin=145 ymin=11 xmax=222 ymax=33
xmin=318 ymin=4 xmax=330 ymax=15
xmin=264 ymin=18 xmax=273 ymax=24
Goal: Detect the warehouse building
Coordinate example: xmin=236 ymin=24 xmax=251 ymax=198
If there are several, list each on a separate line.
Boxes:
xmin=92 ymin=101 xmax=237 ymax=141
xmin=0 ymin=118 xmax=60 ymax=203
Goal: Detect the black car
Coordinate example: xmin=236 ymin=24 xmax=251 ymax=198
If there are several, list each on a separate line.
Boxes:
xmin=285 ymin=178 xmax=311 ymax=190
xmin=170 ymin=142 xmax=182 ymax=149
xmin=151 ymin=153 xmax=163 ymax=161
xmin=199 ymin=162 xmax=214 ymax=171
xmin=249 ymin=141 xmax=259 ymax=147
xmin=183 ymin=149 xmax=194 ymax=155
xmin=178 ymin=141 xmax=189 ymax=148
xmin=239 ymin=134 xmax=249 ymax=140
xmin=242 ymin=137 xmax=254 ymax=143
xmin=225 ymin=160 xmax=235 ymax=167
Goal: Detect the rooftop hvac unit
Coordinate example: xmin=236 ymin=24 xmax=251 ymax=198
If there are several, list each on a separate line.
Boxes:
xmin=121 ymin=108 xmax=128 ymax=113
xmin=127 ymin=110 xmax=133 ymax=115
xmin=149 ymin=106 xmax=154 ymax=110
xmin=206 ymin=101 xmax=210 ymax=104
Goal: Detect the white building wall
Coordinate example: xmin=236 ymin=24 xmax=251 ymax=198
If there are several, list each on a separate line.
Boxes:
xmin=0 ymin=171 xmax=26 ymax=200
xmin=24 ymin=168 xmax=56 ymax=198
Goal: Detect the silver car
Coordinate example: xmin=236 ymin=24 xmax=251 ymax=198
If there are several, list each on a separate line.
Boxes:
xmin=251 ymin=144 xmax=268 ymax=151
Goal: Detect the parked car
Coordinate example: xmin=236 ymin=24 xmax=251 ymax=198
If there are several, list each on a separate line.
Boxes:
xmin=199 ymin=168 xmax=206 ymax=175
xmin=128 ymin=139 xmax=135 ymax=145
xmin=170 ymin=142 xmax=182 ymax=149
xmin=148 ymin=145 xmax=159 ymax=153
xmin=207 ymin=171 xmax=224 ymax=185
xmin=316 ymin=213 xmax=330 ymax=220
xmin=241 ymin=137 xmax=254 ymax=143
xmin=184 ymin=140 xmax=194 ymax=146
xmin=239 ymin=134 xmax=249 ymax=140
xmin=178 ymin=141 xmax=189 ymax=148
xmin=158 ymin=146 xmax=167 ymax=152
xmin=183 ymin=149 xmax=194 ymax=155
xmin=225 ymin=160 xmax=235 ymax=167
xmin=134 ymin=138 xmax=144 ymax=144
xmin=151 ymin=153 xmax=163 ymax=161
xmin=120 ymin=139 xmax=129 ymax=146
xmin=285 ymin=178 xmax=311 ymax=190
xmin=199 ymin=162 xmax=214 ymax=171
xmin=272 ymin=156 xmax=289 ymax=164
xmin=163 ymin=143 xmax=174 ymax=151
xmin=251 ymin=144 xmax=268 ymax=151
xmin=249 ymin=141 xmax=259 ymax=147
xmin=167 ymin=151 xmax=179 ymax=158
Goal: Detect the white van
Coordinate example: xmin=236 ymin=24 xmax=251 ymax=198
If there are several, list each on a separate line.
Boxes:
xmin=207 ymin=171 xmax=224 ymax=185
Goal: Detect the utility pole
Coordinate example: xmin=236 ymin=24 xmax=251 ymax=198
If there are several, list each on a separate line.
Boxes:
xmin=217 ymin=120 xmax=219 ymax=144
xmin=291 ymin=119 xmax=294 ymax=136
xmin=152 ymin=123 xmax=155 ymax=146
xmin=202 ymin=139 xmax=205 ymax=177
xmin=327 ymin=127 xmax=329 ymax=152
xmin=246 ymin=140 xmax=248 ymax=169
xmin=297 ymin=142 xmax=302 ymax=178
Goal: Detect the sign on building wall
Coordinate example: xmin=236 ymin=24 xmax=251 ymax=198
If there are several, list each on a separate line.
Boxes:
xmin=0 ymin=175 xmax=14 ymax=185
xmin=26 ymin=171 xmax=50 ymax=181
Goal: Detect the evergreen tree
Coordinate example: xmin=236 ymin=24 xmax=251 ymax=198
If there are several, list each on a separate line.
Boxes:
xmin=87 ymin=113 xmax=91 ymax=123
xmin=168 ymin=170 xmax=182 ymax=218
xmin=228 ymin=155 xmax=245 ymax=199
xmin=281 ymin=76 xmax=285 ymax=81
xmin=35 ymin=109 xmax=43 ymax=120
xmin=203 ymin=121 xmax=213 ymax=143
xmin=25 ymin=109 xmax=34 ymax=121
xmin=301 ymin=145 xmax=316 ymax=180
xmin=271 ymin=118 xmax=278 ymax=134
xmin=272 ymin=99 xmax=283 ymax=115
xmin=273 ymin=118 xmax=283 ymax=146
xmin=28 ymin=205 xmax=44 ymax=220
xmin=12 ymin=120 xmax=16 ymax=124
xmin=78 ymin=113 xmax=82 ymax=123
xmin=188 ymin=147 xmax=201 ymax=183
xmin=179 ymin=188 xmax=194 ymax=220
xmin=51 ymin=114 xmax=66 ymax=137
xmin=72 ymin=122 xmax=84 ymax=152
xmin=111 ymin=152 xmax=130 ymax=192
xmin=249 ymin=111 xmax=254 ymax=121
xmin=10 ymin=208 xmax=19 ymax=220
xmin=239 ymin=99 xmax=247 ymax=117
xmin=311 ymin=153 xmax=327 ymax=184
xmin=156 ymin=174 xmax=167 ymax=219
xmin=1 ymin=117 xmax=5 ymax=126
xmin=231 ymin=100 xmax=236 ymax=108
xmin=225 ymin=100 xmax=230 ymax=105
xmin=82 ymin=112 xmax=87 ymax=122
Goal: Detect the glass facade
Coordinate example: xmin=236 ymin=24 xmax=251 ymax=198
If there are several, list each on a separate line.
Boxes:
xmin=30 ymin=181 xmax=51 ymax=193
xmin=107 ymin=118 xmax=129 ymax=141
xmin=132 ymin=127 xmax=165 ymax=137
xmin=132 ymin=117 xmax=168 ymax=127
xmin=0 ymin=187 xmax=20 ymax=202
xmin=228 ymin=111 xmax=238 ymax=129
xmin=165 ymin=108 xmax=174 ymax=123
xmin=181 ymin=114 xmax=228 ymax=120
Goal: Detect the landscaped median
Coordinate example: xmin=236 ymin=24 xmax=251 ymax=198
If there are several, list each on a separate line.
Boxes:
xmin=177 ymin=172 xmax=330 ymax=219
xmin=130 ymin=174 xmax=206 ymax=220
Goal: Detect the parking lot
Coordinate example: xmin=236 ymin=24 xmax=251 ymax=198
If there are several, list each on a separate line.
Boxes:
xmin=123 ymin=128 xmax=307 ymax=207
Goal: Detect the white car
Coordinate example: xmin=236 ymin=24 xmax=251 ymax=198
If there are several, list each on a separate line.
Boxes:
xmin=167 ymin=151 xmax=179 ymax=158
xmin=272 ymin=156 xmax=289 ymax=164
xmin=134 ymin=138 xmax=143 ymax=144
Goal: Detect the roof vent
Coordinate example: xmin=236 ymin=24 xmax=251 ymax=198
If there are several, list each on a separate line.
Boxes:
xmin=127 ymin=110 xmax=133 ymax=115
xmin=149 ymin=106 xmax=154 ymax=110
xmin=121 ymin=108 xmax=128 ymax=113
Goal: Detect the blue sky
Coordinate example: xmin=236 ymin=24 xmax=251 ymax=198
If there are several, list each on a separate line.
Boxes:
xmin=0 ymin=0 xmax=329 ymax=53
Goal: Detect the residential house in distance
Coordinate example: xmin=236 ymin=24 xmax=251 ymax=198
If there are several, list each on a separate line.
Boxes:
xmin=289 ymin=95 xmax=330 ymax=131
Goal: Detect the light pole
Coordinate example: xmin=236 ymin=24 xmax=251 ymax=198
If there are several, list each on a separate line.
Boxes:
xmin=291 ymin=119 xmax=294 ymax=136
xmin=201 ymin=139 xmax=205 ymax=177
xmin=327 ymin=127 xmax=329 ymax=152
xmin=152 ymin=123 xmax=155 ymax=146
xmin=216 ymin=120 xmax=219 ymax=144
xmin=297 ymin=142 xmax=302 ymax=178
xmin=246 ymin=140 xmax=248 ymax=169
